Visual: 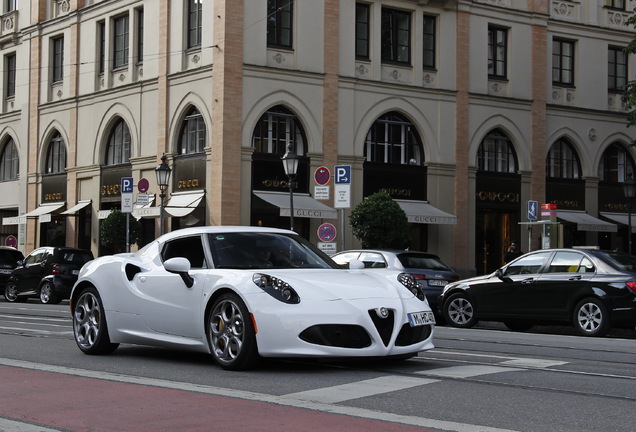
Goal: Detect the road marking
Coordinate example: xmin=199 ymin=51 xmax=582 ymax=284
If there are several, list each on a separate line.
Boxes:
xmin=0 ymin=418 xmax=63 ymax=432
xmin=284 ymin=375 xmax=439 ymax=403
xmin=0 ymin=357 xmax=520 ymax=432
xmin=418 ymin=365 xmax=522 ymax=378
xmin=500 ymin=358 xmax=568 ymax=368
xmin=0 ymin=326 xmax=73 ymax=335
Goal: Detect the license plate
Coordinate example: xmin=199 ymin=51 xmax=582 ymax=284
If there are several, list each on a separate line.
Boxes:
xmin=0 ymin=269 xmax=11 ymax=274
xmin=408 ymin=311 xmax=435 ymax=327
xmin=428 ymin=280 xmax=448 ymax=287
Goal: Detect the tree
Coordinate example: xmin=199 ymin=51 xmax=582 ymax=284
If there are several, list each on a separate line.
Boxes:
xmin=623 ymin=12 xmax=636 ymax=129
xmin=348 ymin=191 xmax=410 ymax=249
xmin=100 ymin=209 xmax=141 ymax=253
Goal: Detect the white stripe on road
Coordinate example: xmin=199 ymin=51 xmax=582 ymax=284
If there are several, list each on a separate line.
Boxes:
xmin=283 ymin=375 xmax=439 ymax=403
xmin=500 ymin=358 xmax=568 ymax=368
xmin=0 ymin=418 xmax=63 ymax=432
xmin=0 ymin=357 xmax=520 ymax=432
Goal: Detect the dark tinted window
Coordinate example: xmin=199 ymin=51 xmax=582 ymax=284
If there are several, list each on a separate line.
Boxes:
xmin=0 ymin=249 xmax=23 ymax=265
xmin=58 ymin=250 xmax=94 ymax=265
xmin=505 ymin=252 xmax=551 ymax=276
xmin=597 ymin=251 xmax=636 ymax=271
xmin=397 ymin=253 xmax=451 ymax=271
xmin=162 ymin=236 xmax=206 ymax=269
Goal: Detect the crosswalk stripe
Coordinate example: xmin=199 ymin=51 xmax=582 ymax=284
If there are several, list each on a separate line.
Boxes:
xmin=284 ymin=375 xmax=439 ymax=403
xmin=418 ymin=365 xmax=523 ymax=378
xmin=500 ymin=358 xmax=568 ymax=368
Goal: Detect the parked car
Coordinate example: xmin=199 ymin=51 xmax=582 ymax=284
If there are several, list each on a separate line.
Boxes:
xmin=439 ymin=248 xmax=636 ymax=337
xmin=69 ymin=226 xmax=435 ymax=370
xmin=0 ymin=246 xmax=24 ymax=289
xmin=4 ymin=247 xmax=94 ymax=304
xmin=331 ymin=249 xmax=459 ymax=318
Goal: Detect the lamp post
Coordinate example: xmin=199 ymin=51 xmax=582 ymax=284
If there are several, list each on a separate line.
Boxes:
xmin=155 ymin=153 xmax=172 ymax=236
xmin=281 ymin=146 xmax=299 ymax=231
xmin=623 ymin=174 xmax=636 ymax=255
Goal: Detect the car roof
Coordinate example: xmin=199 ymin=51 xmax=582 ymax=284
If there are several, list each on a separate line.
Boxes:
xmin=335 ymin=249 xmax=441 ymax=258
xmin=156 ymin=226 xmax=297 ymax=242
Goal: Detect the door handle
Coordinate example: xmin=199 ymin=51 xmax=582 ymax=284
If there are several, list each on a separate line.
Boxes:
xmin=521 ymin=278 xmax=534 ymax=284
xmin=568 ymin=275 xmax=582 ymax=280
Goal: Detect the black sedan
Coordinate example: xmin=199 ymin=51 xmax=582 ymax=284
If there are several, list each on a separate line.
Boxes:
xmin=439 ymin=248 xmax=636 ymax=336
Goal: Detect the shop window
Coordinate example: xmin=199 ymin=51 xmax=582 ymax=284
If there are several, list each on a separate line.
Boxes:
xmin=364 ymin=112 xmax=423 ymax=165
xmin=252 ymin=106 xmax=306 ymax=157
xmin=477 ymin=130 xmax=517 ymax=173
xmin=0 ymin=138 xmax=18 ymax=181
xmin=546 ymin=138 xmax=581 ymax=179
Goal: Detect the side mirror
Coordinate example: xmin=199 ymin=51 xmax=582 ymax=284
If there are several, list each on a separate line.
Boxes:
xmin=495 ymin=268 xmax=513 ymax=283
xmin=349 ymin=259 xmax=365 ymax=270
xmin=164 ymin=257 xmax=194 ymax=288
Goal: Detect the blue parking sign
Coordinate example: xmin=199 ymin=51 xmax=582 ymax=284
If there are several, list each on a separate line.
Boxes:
xmin=121 ymin=177 xmax=134 ymax=194
xmin=334 ymin=165 xmax=351 ymax=184
xmin=527 ymin=200 xmax=538 ymax=221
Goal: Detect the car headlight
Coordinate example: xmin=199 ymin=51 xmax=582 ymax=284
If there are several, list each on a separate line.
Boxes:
xmin=252 ymin=273 xmax=300 ymax=304
xmin=398 ymin=272 xmax=426 ymax=301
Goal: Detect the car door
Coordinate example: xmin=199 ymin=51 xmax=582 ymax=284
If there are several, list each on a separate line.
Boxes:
xmin=14 ymin=248 xmax=48 ymax=294
xmin=130 ymin=235 xmax=210 ymax=338
xmin=475 ymin=251 xmax=553 ymax=318
xmin=528 ymin=251 xmax=595 ymax=319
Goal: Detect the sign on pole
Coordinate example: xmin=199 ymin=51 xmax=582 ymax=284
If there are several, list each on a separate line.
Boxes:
xmin=334 ymin=165 xmax=351 ymax=209
xmin=527 ymin=200 xmax=538 ymax=221
xmin=121 ymin=177 xmax=134 ymax=213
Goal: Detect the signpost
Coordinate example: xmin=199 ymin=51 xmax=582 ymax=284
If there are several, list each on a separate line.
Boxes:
xmin=121 ymin=177 xmax=134 ymax=253
xmin=314 ymin=167 xmax=330 ymax=200
xmin=334 ymin=165 xmax=351 ymax=252
xmin=317 ymin=223 xmax=337 ymax=255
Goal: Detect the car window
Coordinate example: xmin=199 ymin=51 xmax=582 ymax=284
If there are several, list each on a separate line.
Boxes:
xmin=597 ymin=251 xmax=636 ymax=271
xmin=0 ymin=250 xmax=23 ymax=265
xmin=331 ymin=252 xmax=361 ymax=267
xmin=162 ymin=236 xmax=207 ymax=269
xmin=397 ymin=253 xmax=451 ymax=271
xmin=504 ymin=252 xmax=551 ymax=276
xmin=359 ymin=252 xmax=386 ymax=268
xmin=60 ymin=250 xmax=94 ymax=265
xmin=545 ymin=252 xmax=595 ymax=273
xmin=25 ymin=250 xmax=45 ymax=265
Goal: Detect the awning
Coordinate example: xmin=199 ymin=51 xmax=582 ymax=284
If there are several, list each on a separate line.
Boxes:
xmin=165 ymin=191 xmax=205 ymax=217
xmin=556 ymin=210 xmax=617 ymax=232
xmin=394 ymin=199 xmax=457 ymax=225
xmin=23 ymin=202 xmax=66 ymax=217
xmin=61 ymin=200 xmax=91 ymax=215
xmin=600 ymin=212 xmax=636 ymax=228
xmin=254 ymin=191 xmax=337 ymax=219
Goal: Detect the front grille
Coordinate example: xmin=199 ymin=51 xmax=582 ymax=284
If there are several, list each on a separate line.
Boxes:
xmin=368 ymin=309 xmax=395 ymax=347
xmin=395 ymin=322 xmax=432 ymax=346
xmin=299 ymin=325 xmax=372 ymax=348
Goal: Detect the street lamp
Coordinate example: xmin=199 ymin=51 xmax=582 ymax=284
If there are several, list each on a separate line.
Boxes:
xmin=623 ymin=174 xmax=636 ymax=255
xmin=281 ymin=146 xmax=299 ymax=231
xmin=155 ymin=153 xmax=172 ymax=236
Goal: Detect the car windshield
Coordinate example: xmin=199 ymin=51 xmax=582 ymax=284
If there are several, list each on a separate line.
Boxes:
xmin=396 ymin=253 xmax=452 ymax=271
xmin=207 ymin=232 xmax=339 ymax=270
xmin=60 ymin=251 xmax=94 ymax=265
xmin=596 ymin=251 xmax=636 ymax=272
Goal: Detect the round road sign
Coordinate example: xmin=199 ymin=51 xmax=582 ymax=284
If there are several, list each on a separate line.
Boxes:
xmin=317 ymin=223 xmax=337 ymax=242
xmin=138 ymin=178 xmax=150 ymax=193
xmin=5 ymin=235 xmax=17 ymax=248
xmin=314 ymin=166 xmax=330 ymax=185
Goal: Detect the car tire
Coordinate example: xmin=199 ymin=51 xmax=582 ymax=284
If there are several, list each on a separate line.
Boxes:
xmin=39 ymin=281 xmax=61 ymax=305
xmin=443 ymin=292 xmax=478 ymax=328
xmin=4 ymin=282 xmax=27 ymax=303
xmin=573 ymin=297 xmax=610 ymax=337
xmin=207 ymin=293 xmax=260 ymax=371
xmin=72 ymin=286 xmax=119 ymax=354
xmin=504 ymin=322 xmax=533 ymax=332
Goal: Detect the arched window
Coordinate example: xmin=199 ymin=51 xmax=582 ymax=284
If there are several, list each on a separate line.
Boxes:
xmin=105 ymin=118 xmax=131 ymax=165
xmin=252 ymin=106 xmax=306 ymax=156
xmin=364 ymin=112 xmax=423 ymax=165
xmin=477 ymin=129 xmax=517 ymax=173
xmin=546 ymin=138 xmax=581 ymax=179
xmin=598 ymin=143 xmax=635 ymax=182
xmin=45 ymin=132 xmax=66 ymax=174
xmin=0 ymin=138 xmax=18 ymax=181
xmin=178 ymin=107 xmax=206 ymax=155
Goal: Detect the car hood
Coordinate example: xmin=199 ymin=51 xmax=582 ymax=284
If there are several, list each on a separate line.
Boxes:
xmin=253 ymin=268 xmax=410 ymax=301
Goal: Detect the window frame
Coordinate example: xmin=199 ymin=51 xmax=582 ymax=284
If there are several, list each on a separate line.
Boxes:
xmin=546 ymin=139 xmax=581 ymax=180
xmin=252 ymin=106 xmax=306 ymax=157
xmin=113 ymin=14 xmax=130 ymax=70
xmin=477 ymin=130 xmax=518 ymax=174
xmin=364 ymin=112 xmax=423 ymax=165
xmin=553 ymin=38 xmax=575 ymax=87
xmin=178 ymin=107 xmax=206 ymax=155
xmin=187 ymin=0 xmax=202 ymax=50
xmin=267 ymin=0 xmax=293 ymax=49
xmin=136 ymin=8 xmax=144 ymax=63
xmin=355 ymin=3 xmax=370 ymax=60
xmin=604 ymin=0 xmax=626 ymax=10
xmin=105 ymin=119 xmax=131 ymax=166
xmin=608 ymin=45 xmax=627 ymax=93
xmin=381 ymin=7 xmax=411 ymax=65
xmin=5 ymin=53 xmax=15 ymax=99
xmin=0 ymin=138 xmax=19 ymax=181
xmin=488 ymin=26 xmax=507 ymax=79
xmin=45 ymin=132 xmax=66 ymax=175
xmin=51 ymin=36 xmax=64 ymax=83
xmin=422 ymin=14 xmax=436 ymax=70
xmin=98 ymin=21 xmax=106 ymax=74
xmin=598 ymin=143 xmax=635 ymax=183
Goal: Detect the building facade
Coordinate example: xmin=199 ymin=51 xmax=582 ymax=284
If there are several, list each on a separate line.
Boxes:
xmin=0 ymin=0 xmax=635 ymax=276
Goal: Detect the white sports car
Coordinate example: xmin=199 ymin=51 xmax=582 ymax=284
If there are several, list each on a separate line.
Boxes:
xmin=70 ymin=226 xmax=435 ymax=370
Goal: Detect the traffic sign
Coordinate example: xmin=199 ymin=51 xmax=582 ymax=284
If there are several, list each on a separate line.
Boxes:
xmin=334 ymin=165 xmax=351 ymax=184
xmin=5 ymin=235 xmax=17 ymax=248
xmin=527 ymin=200 xmax=538 ymax=221
xmin=138 ymin=178 xmax=149 ymax=193
xmin=314 ymin=167 xmax=330 ymax=185
xmin=121 ymin=177 xmax=134 ymax=194
xmin=121 ymin=177 xmax=134 ymax=213
xmin=136 ymin=193 xmax=149 ymax=206
xmin=317 ymin=223 xmax=337 ymax=242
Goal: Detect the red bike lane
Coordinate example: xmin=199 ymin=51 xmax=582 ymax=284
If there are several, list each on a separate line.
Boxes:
xmin=0 ymin=365 xmax=437 ymax=432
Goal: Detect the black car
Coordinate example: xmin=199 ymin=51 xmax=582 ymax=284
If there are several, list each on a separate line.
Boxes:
xmin=439 ymin=248 xmax=636 ymax=336
xmin=331 ymin=249 xmax=460 ymax=317
xmin=0 ymin=246 xmax=24 ymax=289
xmin=4 ymin=247 xmax=94 ymax=304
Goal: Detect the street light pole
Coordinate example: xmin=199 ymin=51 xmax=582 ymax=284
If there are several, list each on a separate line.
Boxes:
xmin=281 ymin=146 xmax=299 ymax=231
xmin=623 ymin=174 xmax=636 ymax=255
xmin=155 ymin=154 xmax=172 ymax=236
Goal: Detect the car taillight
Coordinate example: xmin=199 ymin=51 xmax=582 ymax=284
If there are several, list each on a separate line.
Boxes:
xmin=626 ymin=281 xmax=636 ymax=294
xmin=412 ymin=274 xmax=426 ymax=280
xmin=52 ymin=264 xmax=61 ymax=275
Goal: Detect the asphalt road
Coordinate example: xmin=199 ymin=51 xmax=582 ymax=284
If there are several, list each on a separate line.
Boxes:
xmin=1 ymin=300 xmax=635 ymax=432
